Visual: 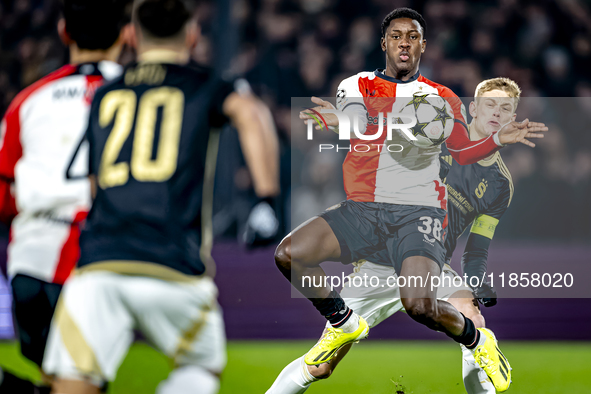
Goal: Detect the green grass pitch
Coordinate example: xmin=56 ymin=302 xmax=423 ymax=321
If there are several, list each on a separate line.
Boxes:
xmin=1 ymin=340 xmax=590 ymax=393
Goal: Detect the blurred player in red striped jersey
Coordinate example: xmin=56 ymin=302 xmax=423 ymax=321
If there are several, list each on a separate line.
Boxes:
xmin=0 ymin=1 xmax=129 ymax=392
xmin=273 ymin=7 xmax=545 ymax=392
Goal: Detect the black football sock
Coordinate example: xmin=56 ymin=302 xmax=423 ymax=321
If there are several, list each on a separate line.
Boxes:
xmin=448 ymin=314 xmax=480 ymax=348
xmin=311 ymin=289 xmax=352 ymax=327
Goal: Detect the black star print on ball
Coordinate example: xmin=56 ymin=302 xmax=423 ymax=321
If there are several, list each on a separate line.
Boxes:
xmin=432 ymin=102 xmax=453 ymax=129
xmin=406 ymin=93 xmax=430 ymax=111
xmin=412 ymin=119 xmax=431 ymax=137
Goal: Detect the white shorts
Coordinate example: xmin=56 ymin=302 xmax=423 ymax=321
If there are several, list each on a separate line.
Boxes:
xmin=43 ymin=270 xmax=226 ymax=384
xmin=340 ymin=261 xmax=472 ymax=328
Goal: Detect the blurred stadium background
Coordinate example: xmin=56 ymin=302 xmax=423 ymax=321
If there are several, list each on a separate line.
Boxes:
xmin=1 ymin=0 xmax=590 ymax=392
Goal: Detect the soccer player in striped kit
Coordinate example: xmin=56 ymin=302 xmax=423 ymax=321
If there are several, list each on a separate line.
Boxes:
xmin=0 ymin=1 xmax=128 ymax=392
xmin=268 ymin=77 xmax=521 ymax=394
xmin=273 ymin=7 xmax=545 ymax=392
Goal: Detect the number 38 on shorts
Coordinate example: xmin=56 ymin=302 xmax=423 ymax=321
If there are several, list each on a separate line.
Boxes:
xmin=417 ymin=216 xmax=444 ymax=243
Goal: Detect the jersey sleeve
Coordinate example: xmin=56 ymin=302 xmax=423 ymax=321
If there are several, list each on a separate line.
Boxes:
xmin=461 ymin=233 xmax=490 ymax=288
xmin=0 ymin=108 xmax=22 ymax=223
xmin=462 ymin=182 xmax=512 ymax=288
xmin=0 ymin=108 xmax=23 ymax=181
xmin=335 ymin=75 xmax=368 ymax=135
xmin=470 ymin=184 xmax=511 ymax=239
xmin=439 ymin=87 xmax=502 ymax=165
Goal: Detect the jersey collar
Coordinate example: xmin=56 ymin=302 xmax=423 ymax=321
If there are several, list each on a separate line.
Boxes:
xmin=478 ymin=151 xmax=500 ymax=167
xmin=374 ymin=69 xmax=420 ymax=84
xmin=138 ymin=49 xmax=190 ymax=65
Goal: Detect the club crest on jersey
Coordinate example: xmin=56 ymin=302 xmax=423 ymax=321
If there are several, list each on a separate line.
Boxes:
xmin=475 ymin=179 xmax=488 ymax=199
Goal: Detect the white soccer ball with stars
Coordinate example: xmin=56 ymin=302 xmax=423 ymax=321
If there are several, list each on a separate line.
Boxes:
xmin=395 ymin=93 xmax=455 ymax=148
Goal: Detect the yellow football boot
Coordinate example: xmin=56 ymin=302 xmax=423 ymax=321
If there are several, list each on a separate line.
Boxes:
xmin=473 ymin=328 xmax=512 ymax=392
xmin=304 ymin=316 xmax=369 ymax=365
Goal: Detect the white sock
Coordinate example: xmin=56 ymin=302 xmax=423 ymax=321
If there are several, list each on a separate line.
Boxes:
xmin=468 ymin=329 xmax=487 ymax=350
xmin=338 ymin=312 xmax=359 ymax=334
xmin=461 ymin=345 xmax=495 ymax=394
xmin=266 ymin=355 xmax=317 ymax=394
xmin=157 ymin=365 xmax=219 ymax=394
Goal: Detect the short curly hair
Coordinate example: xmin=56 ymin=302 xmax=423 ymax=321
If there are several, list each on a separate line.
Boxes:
xmin=381 ymin=8 xmax=427 ymax=39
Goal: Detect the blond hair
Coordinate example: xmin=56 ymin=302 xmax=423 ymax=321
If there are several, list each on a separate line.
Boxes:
xmin=474 ymin=77 xmax=521 ymax=109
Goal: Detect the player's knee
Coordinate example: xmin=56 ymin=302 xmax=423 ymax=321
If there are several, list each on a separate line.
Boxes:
xmin=308 ymin=363 xmax=334 ymax=380
xmin=274 ymin=239 xmax=292 ymax=272
xmin=404 ymin=298 xmax=437 ymax=321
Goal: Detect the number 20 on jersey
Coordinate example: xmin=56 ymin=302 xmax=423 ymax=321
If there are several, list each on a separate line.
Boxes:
xmin=98 ymin=87 xmax=184 ymax=189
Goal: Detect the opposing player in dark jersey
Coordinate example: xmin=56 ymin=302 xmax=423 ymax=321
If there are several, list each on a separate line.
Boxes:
xmin=268 ymin=77 xmax=520 ymax=394
xmin=273 ymin=7 xmax=544 ymax=392
xmin=440 ymin=78 xmax=518 ymax=307
xmin=42 ymin=1 xmax=279 ymax=393
xmin=0 ymin=1 xmax=128 ymax=393
xmin=440 ymin=77 xmax=518 ymax=394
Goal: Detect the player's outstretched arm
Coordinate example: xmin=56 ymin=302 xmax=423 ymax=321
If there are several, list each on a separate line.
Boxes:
xmin=497 ymin=118 xmax=547 ymax=147
xmin=223 ymin=92 xmax=280 ymax=198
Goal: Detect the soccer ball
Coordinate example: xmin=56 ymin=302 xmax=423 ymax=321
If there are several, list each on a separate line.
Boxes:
xmin=395 ymin=93 xmax=455 ymax=148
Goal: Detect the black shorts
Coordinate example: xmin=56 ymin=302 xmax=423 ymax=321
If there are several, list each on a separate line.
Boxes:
xmin=320 ymin=200 xmax=447 ymax=275
xmin=11 ymin=274 xmax=62 ymax=366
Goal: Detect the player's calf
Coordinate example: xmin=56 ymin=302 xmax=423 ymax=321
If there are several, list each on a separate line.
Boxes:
xmin=308 ymin=363 xmax=333 ymax=380
xmin=267 ymin=345 xmax=353 ymax=393
xmin=402 ymin=297 xmax=439 ymax=324
xmin=307 ymin=342 xmax=352 ymax=379
xmin=275 ymin=217 xmax=368 ymax=364
xmin=274 ymin=219 xmax=355 ymax=327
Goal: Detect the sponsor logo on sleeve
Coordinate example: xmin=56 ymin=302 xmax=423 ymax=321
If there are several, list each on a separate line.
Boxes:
xmin=336 ymin=89 xmax=347 ymax=108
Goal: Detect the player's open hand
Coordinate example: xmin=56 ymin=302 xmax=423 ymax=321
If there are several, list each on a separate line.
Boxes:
xmin=299 ymin=96 xmax=338 ymax=130
xmin=498 ymin=118 xmax=547 ymax=148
